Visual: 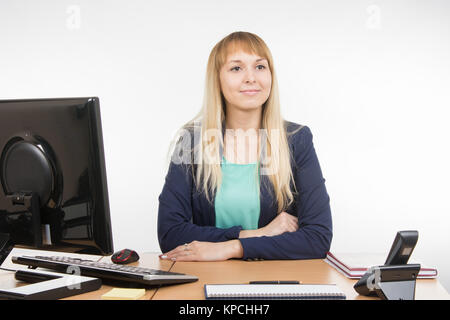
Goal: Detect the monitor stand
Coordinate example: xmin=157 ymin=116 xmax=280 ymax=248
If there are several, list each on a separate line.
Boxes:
xmin=0 ymin=233 xmax=14 ymax=265
xmin=6 ymin=192 xmax=42 ymax=247
xmin=1 ymin=192 xmax=42 ymax=265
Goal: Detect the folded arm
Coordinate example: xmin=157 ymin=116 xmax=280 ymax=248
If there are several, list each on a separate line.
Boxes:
xmin=238 ymin=126 xmax=333 ymax=260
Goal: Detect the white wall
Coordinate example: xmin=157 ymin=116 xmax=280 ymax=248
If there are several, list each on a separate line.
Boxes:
xmin=1 ymin=0 xmax=449 ymax=293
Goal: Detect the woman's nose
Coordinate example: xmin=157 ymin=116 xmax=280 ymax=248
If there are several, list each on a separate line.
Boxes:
xmin=244 ymin=70 xmax=256 ymax=83
xmin=244 ymin=68 xmax=255 ymax=83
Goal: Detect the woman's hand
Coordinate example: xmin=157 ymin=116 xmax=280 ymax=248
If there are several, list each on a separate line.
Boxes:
xmin=159 ymin=240 xmax=243 ymax=262
xmin=261 ymin=211 xmax=298 ymax=236
xmin=253 ymin=211 xmax=298 ymax=237
xmin=239 ymin=212 xmax=299 ymax=238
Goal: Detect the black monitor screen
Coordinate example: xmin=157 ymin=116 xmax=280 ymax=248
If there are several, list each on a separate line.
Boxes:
xmin=0 ymin=97 xmax=113 ymax=256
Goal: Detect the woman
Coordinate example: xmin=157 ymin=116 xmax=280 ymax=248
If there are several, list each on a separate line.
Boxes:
xmin=158 ymin=31 xmax=332 ymax=261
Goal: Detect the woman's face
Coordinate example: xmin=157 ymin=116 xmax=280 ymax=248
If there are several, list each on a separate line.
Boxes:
xmin=219 ymin=50 xmax=272 ymax=112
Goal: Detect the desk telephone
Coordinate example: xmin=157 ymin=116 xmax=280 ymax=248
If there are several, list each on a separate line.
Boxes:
xmin=354 ymin=230 xmax=420 ymax=300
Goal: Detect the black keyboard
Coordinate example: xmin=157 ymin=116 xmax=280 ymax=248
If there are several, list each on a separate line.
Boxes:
xmin=12 ymin=255 xmax=198 ymax=287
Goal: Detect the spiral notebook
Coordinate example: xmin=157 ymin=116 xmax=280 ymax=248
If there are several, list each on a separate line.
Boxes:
xmin=204 ymin=284 xmax=346 ymax=300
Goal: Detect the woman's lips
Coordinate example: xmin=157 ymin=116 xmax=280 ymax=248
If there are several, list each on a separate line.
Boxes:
xmin=240 ymin=90 xmax=260 ymax=96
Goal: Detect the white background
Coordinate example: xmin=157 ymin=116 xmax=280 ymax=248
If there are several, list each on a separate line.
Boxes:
xmin=0 ymin=0 xmax=449 ymax=293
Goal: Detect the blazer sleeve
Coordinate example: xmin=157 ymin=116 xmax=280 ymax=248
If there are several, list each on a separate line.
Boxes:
xmin=238 ymin=126 xmax=333 ymax=260
xmin=157 ymin=160 xmax=242 ymax=253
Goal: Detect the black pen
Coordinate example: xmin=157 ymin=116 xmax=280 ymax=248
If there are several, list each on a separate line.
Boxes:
xmin=249 ymin=280 xmax=301 ymax=284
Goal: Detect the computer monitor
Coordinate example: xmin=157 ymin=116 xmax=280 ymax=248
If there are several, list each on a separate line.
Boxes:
xmin=0 ymin=97 xmax=113 ymax=261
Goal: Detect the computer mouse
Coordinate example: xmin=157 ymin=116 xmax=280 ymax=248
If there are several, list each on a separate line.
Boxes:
xmin=111 ymin=249 xmax=140 ymax=264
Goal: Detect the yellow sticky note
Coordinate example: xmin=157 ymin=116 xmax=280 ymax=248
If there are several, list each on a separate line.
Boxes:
xmin=101 ymin=288 xmax=146 ymax=300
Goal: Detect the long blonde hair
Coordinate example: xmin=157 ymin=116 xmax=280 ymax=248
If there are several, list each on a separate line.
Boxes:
xmin=170 ymin=31 xmax=297 ymax=213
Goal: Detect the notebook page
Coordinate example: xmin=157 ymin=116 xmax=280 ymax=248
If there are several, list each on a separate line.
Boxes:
xmin=205 ymin=284 xmax=345 ymax=298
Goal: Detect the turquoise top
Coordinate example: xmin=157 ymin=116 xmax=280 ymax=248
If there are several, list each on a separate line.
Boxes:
xmin=214 ymin=156 xmax=260 ymax=230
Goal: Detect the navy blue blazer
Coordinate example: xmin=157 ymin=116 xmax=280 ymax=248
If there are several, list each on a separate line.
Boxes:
xmin=157 ymin=122 xmax=332 ymax=260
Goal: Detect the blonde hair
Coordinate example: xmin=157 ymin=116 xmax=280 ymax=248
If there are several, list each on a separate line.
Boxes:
xmin=170 ymin=31 xmax=298 ymax=213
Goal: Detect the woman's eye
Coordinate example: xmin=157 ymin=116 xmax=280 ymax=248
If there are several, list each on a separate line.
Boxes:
xmin=256 ymin=65 xmax=266 ymax=70
xmin=231 ymin=66 xmax=241 ymax=71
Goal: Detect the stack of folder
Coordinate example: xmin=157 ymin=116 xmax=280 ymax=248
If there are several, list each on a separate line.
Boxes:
xmin=325 ymin=252 xmax=438 ymax=279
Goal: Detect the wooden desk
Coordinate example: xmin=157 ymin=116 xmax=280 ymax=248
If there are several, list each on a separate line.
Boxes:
xmin=1 ymin=252 xmax=448 ymax=300
xmin=153 ymin=257 xmax=449 ymax=300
